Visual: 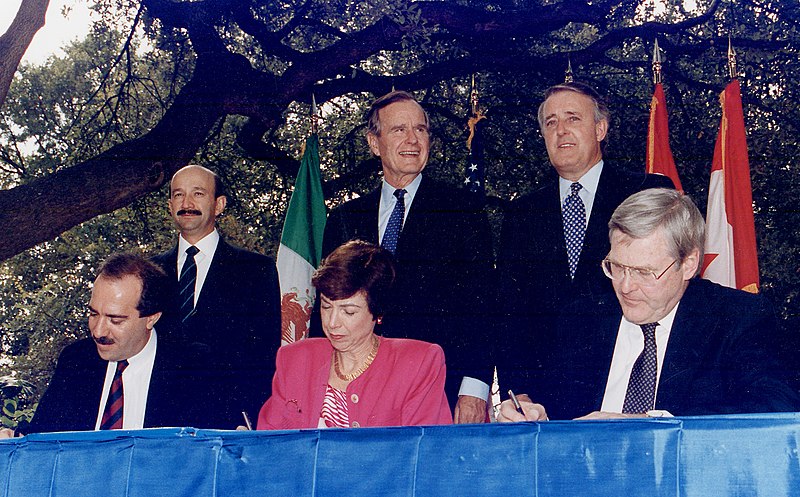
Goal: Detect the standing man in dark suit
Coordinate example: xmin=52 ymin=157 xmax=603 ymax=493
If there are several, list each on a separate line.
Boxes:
xmin=322 ymin=91 xmax=495 ymax=423
xmin=498 ymin=82 xmax=673 ymax=390
xmin=153 ymin=165 xmax=280 ymax=429
xmin=497 ymin=189 xmax=799 ymax=421
xmin=500 ymin=81 xmax=675 ymax=316
xmin=27 ymin=253 xmax=208 ymax=434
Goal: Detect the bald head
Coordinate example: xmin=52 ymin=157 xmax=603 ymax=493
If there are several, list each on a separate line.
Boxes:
xmin=167 ymin=165 xmax=227 ymax=244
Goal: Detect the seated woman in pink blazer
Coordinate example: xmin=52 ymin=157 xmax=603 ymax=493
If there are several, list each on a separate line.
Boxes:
xmin=257 ymin=240 xmax=452 ymax=429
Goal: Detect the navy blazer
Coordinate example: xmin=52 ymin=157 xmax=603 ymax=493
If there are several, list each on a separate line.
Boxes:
xmin=528 ymin=278 xmax=800 ymax=419
xmin=153 ymin=237 xmax=281 ymax=428
xmin=322 ymin=176 xmax=496 ymax=404
xmin=26 ymin=336 xmax=209 ymax=434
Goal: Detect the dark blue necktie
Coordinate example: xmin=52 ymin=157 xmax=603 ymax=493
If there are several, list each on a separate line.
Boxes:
xmin=178 ymin=246 xmax=199 ymax=322
xmin=622 ymin=322 xmax=659 ymax=414
xmin=562 ymin=182 xmax=586 ymax=279
xmin=382 ymin=189 xmax=406 ymax=254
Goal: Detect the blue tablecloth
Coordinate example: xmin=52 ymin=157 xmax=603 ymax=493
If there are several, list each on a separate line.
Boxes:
xmin=3 ymin=413 xmax=799 ymax=496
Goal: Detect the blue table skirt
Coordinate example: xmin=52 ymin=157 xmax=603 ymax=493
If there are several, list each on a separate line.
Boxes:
xmin=2 ymin=413 xmax=799 ymax=496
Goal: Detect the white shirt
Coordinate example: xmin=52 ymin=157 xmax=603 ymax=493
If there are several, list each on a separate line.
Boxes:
xmin=378 ymin=174 xmax=423 ymax=243
xmin=177 ymin=229 xmax=220 ymax=305
xmin=558 ymin=160 xmax=604 ymax=226
xmin=95 ymin=329 xmax=158 ymax=430
xmin=600 ymin=304 xmax=680 ymax=413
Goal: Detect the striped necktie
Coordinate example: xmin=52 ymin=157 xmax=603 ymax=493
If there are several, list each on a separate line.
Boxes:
xmin=178 ymin=245 xmax=199 ymax=322
xmin=100 ymin=360 xmax=129 ymax=430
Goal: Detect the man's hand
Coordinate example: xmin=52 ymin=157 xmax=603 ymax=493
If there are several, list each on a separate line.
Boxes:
xmin=0 ymin=428 xmax=16 ymax=439
xmin=574 ymin=411 xmax=647 ymax=420
xmin=453 ymin=396 xmax=487 ymax=424
xmin=496 ymin=394 xmax=548 ymax=422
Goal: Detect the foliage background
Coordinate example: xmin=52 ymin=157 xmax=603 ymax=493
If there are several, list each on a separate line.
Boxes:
xmin=0 ymin=0 xmax=799 ymax=421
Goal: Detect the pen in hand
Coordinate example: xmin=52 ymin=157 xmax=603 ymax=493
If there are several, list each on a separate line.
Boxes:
xmin=508 ymin=389 xmax=526 ymax=416
xmin=241 ymin=411 xmax=253 ymax=430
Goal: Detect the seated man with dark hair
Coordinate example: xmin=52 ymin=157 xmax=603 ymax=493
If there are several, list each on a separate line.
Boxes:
xmin=25 ymin=253 xmax=208 ymax=434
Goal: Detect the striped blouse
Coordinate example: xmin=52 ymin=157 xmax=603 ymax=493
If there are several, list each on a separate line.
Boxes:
xmin=319 ymin=384 xmax=349 ymax=428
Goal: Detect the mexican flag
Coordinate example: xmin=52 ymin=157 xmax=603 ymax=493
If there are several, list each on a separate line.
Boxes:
xmin=277 ymin=133 xmax=327 ymax=345
xmin=702 ymin=79 xmax=759 ymax=293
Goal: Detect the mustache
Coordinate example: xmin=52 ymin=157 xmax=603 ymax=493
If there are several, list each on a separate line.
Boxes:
xmin=177 ymin=209 xmax=202 ymax=216
xmin=94 ymin=336 xmax=115 ymax=345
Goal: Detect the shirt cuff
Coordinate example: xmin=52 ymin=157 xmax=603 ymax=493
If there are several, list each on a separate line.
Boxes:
xmin=458 ymin=377 xmax=490 ymax=400
xmin=646 ymin=409 xmax=674 ymax=418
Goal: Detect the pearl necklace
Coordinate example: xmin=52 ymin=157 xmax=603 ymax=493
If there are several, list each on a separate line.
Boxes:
xmin=333 ymin=335 xmax=380 ymax=382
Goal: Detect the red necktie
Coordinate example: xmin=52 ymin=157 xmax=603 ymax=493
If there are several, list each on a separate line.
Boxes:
xmin=100 ymin=360 xmax=128 ymax=430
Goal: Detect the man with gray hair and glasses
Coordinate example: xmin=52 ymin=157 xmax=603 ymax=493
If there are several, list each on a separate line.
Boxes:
xmin=498 ymin=188 xmax=799 ymax=421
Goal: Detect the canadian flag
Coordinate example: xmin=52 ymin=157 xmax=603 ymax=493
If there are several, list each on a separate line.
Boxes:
xmin=646 ymin=83 xmax=683 ymax=191
xmin=701 ymin=79 xmax=759 ymax=293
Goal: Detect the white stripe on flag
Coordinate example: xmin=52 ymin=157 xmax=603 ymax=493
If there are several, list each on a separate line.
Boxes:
xmin=278 ymin=243 xmax=316 ymax=346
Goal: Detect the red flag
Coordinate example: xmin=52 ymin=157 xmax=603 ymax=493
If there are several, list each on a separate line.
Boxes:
xmin=701 ymin=79 xmax=759 ymax=293
xmin=646 ymin=83 xmax=683 ymax=191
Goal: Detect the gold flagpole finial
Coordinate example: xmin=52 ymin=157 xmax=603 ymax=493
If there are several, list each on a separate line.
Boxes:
xmin=727 ymin=36 xmax=737 ymax=80
xmin=564 ymin=58 xmax=574 ymax=83
xmin=311 ymin=94 xmax=320 ymax=135
xmin=470 ymin=74 xmax=479 ymax=116
xmin=652 ymin=39 xmax=662 ymax=85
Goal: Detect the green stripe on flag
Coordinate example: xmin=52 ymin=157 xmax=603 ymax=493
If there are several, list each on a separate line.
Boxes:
xmin=280 ymin=134 xmax=326 ymax=267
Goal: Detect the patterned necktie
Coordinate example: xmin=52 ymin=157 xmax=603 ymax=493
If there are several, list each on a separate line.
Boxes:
xmin=381 ymin=189 xmax=406 ymax=255
xmin=562 ymin=182 xmax=586 ymax=279
xmin=622 ymin=322 xmax=659 ymax=414
xmin=178 ymin=245 xmax=199 ymax=322
xmin=100 ymin=360 xmax=129 ymax=430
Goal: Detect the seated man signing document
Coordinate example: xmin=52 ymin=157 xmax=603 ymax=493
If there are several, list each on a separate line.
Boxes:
xmin=498 ymin=188 xmax=799 ymax=422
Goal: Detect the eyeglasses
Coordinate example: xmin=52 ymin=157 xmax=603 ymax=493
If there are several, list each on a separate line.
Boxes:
xmin=601 ymin=259 xmax=678 ymax=286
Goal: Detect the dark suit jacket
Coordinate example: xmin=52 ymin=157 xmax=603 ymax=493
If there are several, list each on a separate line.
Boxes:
xmin=499 ymin=164 xmax=675 ymax=316
xmin=527 ymin=278 xmax=800 ymax=419
xmin=153 ymin=237 xmax=281 ymax=428
xmin=26 ymin=336 xmax=209 ymax=433
xmin=322 ymin=176 xmax=496 ymax=404
xmin=497 ymin=165 xmax=673 ymax=388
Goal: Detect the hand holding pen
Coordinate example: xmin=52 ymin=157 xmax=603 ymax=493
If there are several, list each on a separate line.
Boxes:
xmin=496 ymin=390 xmax=549 ymax=423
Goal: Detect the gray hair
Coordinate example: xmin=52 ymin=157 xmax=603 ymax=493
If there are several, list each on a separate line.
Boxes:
xmin=536 ymin=81 xmax=610 ymax=133
xmin=366 ymin=90 xmax=430 ymax=137
xmin=609 ymin=188 xmax=705 ymax=276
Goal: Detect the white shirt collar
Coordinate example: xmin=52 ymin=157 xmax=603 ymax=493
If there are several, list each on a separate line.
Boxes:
xmin=559 ymin=160 xmax=604 ymax=202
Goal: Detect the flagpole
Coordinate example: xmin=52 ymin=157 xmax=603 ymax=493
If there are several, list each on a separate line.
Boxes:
xmin=564 ymin=58 xmax=573 ymax=83
xmin=652 ymin=39 xmax=662 ymax=85
xmin=645 ymin=39 xmax=683 ymax=191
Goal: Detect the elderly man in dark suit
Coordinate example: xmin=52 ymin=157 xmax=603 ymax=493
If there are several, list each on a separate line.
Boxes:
xmin=498 ymin=189 xmax=799 ymax=421
xmin=26 ymin=253 xmax=208 ymax=434
xmin=153 ymin=165 xmax=280 ymax=429
xmin=322 ymin=90 xmax=495 ymax=423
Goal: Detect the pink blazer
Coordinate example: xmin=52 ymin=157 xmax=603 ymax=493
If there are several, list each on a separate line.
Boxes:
xmin=257 ymin=336 xmax=452 ymax=429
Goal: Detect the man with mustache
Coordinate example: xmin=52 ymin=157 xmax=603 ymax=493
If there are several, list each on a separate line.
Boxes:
xmin=26 ymin=253 xmax=207 ymax=433
xmin=322 ymin=91 xmax=495 ymax=423
xmin=153 ymin=165 xmax=280 ymax=429
xmin=498 ymin=82 xmax=674 ymax=393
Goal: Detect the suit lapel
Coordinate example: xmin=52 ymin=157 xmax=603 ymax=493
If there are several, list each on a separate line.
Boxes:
xmin=579 ymin=165 xmax=620 ymax=273
xmin=656 ymin=281 xmax=715 ymax=409
xmin=395 ymin=176 xmax=431 ymax=259
xmin=194 ymin=238 xmax=230 ymax=312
